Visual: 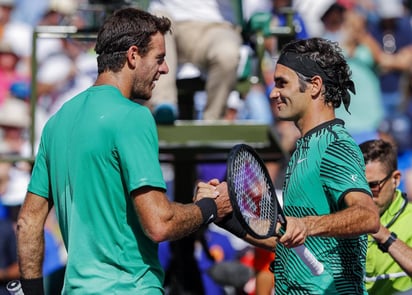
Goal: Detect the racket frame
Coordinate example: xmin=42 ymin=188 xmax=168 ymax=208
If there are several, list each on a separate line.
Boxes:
xmin=227 ymin=144 xmax=279 ymax=239
xmin=226 ymin=144 xmax=325 ymax=276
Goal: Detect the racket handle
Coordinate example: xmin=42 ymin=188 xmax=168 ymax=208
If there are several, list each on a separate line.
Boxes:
xmin=293 ymin=245 xmax=324 ymax=276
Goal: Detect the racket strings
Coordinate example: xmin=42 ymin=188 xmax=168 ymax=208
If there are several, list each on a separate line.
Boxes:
xmin=232 ymin=151 xmax=275 ymax=235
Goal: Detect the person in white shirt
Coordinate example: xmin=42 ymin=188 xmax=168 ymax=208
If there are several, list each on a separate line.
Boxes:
xmin=148 ymin=0 xmax=243 ymax=121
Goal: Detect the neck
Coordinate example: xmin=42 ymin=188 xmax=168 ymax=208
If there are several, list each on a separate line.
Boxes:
xmin=94 ymin=72 xmax=130 ymax=98
xmin=296 ymin=104 xmax=335 ymax=136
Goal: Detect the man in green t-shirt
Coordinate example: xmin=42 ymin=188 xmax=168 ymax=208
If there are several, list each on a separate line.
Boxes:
xmin=360 ymin=139 xmax=412 ymax=294
xmin=15 ymin=8 xmax=235 ymax=295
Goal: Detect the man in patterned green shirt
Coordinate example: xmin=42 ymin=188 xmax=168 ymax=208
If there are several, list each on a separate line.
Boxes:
xmin=268 ymin=38 xmax=380 ymax=294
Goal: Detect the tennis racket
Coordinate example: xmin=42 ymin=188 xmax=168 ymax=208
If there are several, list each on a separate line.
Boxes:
xmin=226 ymin=144 xmax=324 ymax=276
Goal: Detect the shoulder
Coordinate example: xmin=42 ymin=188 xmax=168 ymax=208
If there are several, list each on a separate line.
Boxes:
xmin=124 ymin=103 xmax=156 ymax=128
xmin=305 ymin=119 xmax=357 ymax=151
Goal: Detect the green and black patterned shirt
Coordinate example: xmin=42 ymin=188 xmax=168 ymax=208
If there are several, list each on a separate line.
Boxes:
xmin=274 ymin=119 xmax=372 ymax=295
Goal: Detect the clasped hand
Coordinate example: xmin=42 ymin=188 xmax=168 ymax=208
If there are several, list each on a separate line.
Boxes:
xmin=193 ymin=178 xmax=232 ymax=221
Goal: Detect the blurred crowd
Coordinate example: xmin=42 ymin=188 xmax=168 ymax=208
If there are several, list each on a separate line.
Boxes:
xmin=1 ymin=0 xmax=412 ymax=294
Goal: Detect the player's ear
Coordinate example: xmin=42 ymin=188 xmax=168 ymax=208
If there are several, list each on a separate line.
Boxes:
xmin=126 ymin=45 xmax=139 ymax=67
xmin=309 ymin=75 xmax=322 ymax=97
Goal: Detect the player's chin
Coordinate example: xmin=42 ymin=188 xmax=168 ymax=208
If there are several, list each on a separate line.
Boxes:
xmin=274 ymin=109 xmax=289 ymax=120
xmin=145 ymin=84 xmax=156 ymax=98
xmin=132 ymin=89 xmax=151 ymax=101
xmin=273 ymin=103 xmax=285 ymax=112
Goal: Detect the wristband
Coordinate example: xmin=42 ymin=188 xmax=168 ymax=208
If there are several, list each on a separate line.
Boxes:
xmin=378 ymin=232 xmax=397 ymax=253
xmin=216 ymin=213 xmax=247 ymax=238
xmin=20 ymin=277 xmax=44 ymax=295
xmin=195 ymin=198 xmax=217 ymax=225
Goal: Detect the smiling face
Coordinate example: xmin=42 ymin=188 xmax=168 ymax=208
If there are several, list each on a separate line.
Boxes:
xmin=130 ymin=32 xmax=169 ymax=101
xmin=269 ymin=64 xmax=311 ymax=122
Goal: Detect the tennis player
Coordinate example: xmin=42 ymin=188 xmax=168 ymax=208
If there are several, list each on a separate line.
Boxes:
xmin=16 ymin=8 xmax=232 ymax=295
xmin=268 ymin=38 xmax=380 ymax=294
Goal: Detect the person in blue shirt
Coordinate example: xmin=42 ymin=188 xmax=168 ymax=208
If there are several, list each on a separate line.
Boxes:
xmin=367 ymin=0 xmax=412 ymax=118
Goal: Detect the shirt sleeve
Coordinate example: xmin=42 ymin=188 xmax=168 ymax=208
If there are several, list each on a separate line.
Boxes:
xmin=115 ymin=107 xmax=166 ymax=194
xmin=28 ymin=127 xmax=51 ymax=199
xmin=320 ymin=140 xmax=372 ymax=207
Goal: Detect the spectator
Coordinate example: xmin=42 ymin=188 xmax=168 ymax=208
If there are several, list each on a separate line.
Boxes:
xmin=0 ymin=0 xmax=32 ymax=75
xmin=0 ymin=96 xmax=30 ymax=158
xmin=0 ymin=96 xmax=31 ymax=221
xmin=320 ymin=2 xmax=346 ymax=42
xmin=360 ymin=139 xmax=412 ymax=294
xmin=377 ymin=116 xmax=412 ymax=201
xmin=0 ymin=42 xmax=28 ymax=106
xmin=148 ymin=0 xmax=243 ymax=121
xmin=331 ymin=8 xmax=385 ymax=143
xmin=367 ymin=0 xmax=412 ymax=118
xmin=37 ymin=37 xmax=97 ymax=118
xmin=264 ymin=0 xmax=309 ymax=56
xmin=242 ymin=0 xmax=309 ymax=126
xmin=35 ymin=0 xmax=80 ymax=65
xmin=0 ymin=0 xmax=31 ymax=77
xmin=293 ymin=0 xmax=335 ymax=37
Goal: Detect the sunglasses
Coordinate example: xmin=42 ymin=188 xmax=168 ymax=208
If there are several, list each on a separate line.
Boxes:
xmin=368 ymin=171 xmax=394 ymax=193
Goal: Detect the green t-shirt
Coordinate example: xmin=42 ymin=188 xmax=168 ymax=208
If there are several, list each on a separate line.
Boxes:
xmin=274 ymin=119 xmax=371 ymax=295
xmin=29 ymin=85 xmax=167 ymax=294
xmin=365 ymin=190 xmax=412 ymax=294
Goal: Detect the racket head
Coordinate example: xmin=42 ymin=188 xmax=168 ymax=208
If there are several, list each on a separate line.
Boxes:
xmin=226 ymin=144 xmax=278 ymax=239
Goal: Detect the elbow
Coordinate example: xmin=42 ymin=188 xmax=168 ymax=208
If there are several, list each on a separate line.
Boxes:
xmin=146 ymin=233 xmax=167 ymax=244
xmin=369 ymin=219 xmax=380 ymax=235
xmin=371 ymin=219 xmax=380 ymax=234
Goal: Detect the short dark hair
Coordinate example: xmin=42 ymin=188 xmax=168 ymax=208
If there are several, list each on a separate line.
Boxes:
xmin=280 ymin=38 xmax=354 ymax=112
xmin=94 ymin=7 xmax=171 ymax=73
xmin=359 ymin=139 xmax=398 ymax=173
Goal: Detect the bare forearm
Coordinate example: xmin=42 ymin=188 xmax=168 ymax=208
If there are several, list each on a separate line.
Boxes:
xmin=157 ymin=202 xmax=204 ymax=241
xmin=16 ymin=192 xmax=50 ymax=279
xmin=373 ymin=227 xmax=412 ymax=276
xmin=136 ymin=182 xmax=231 ymax=243
xmin=386 ymin=240 xmax=412 ymax=276
xmin=17 ymin=216 xmax=45 ymax=279
xmin=362 ymin=33 xmax=412 ymax=71
xmin=304 ymin=205 xmax=379 ymax=238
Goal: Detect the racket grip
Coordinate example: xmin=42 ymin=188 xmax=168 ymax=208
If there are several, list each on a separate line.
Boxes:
xmin=293 ymin=245 xmax=324 ymax=276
